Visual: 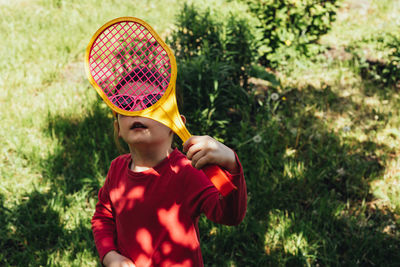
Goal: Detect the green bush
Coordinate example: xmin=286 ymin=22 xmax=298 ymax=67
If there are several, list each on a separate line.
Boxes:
xmin=378 ymin=35 xmax=400 ymax=87
xmin=243 ymin=0 xmax=341 ymax=67
xmin=353 ymin=33 xmax=400 ymax=89
xmin=168 ymin=3 xmax=260 ymax=140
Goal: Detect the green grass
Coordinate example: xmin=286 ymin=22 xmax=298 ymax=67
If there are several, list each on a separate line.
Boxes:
xmin=0 ymin=0 xmax=179 ymax=265
xmin=1 ymin=0 xmax=400 ymax=266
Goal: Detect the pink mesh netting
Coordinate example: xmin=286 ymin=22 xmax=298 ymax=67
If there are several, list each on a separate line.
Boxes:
xmin=89 ymin=21 xmax=171 ymax=111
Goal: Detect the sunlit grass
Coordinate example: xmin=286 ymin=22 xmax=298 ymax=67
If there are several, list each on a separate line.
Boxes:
xmin=280 ymin=51 xmax=400 ymax=215
xmin=275 ymin=0 xmax=400 ymax=249
xmin=264 ymin=210 xmax=312 ymax=256
xmin=0 ymin=0 xmax=179 ymax=186
xmin=372 ymin=151 xmax=400 ymax=213
xmin=321 ymin=0 xmax=400 ymax=48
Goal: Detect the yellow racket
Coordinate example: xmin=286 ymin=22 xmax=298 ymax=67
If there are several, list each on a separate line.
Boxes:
xmin=85 ymin=17 xmax=236 ymax=196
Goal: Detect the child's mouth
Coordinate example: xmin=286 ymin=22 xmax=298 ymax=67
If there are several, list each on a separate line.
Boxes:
xmin=130 ymin=122 xmax=147 ymax=130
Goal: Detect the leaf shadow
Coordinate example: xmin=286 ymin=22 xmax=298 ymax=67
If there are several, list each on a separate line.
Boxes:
xmin=42 ymin=101 xmax=118 ymax=195
xmin=199 ymin=83 xmax=400 ymax=266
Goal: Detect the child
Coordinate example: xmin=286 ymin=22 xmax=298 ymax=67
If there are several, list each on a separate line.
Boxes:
xmin=91 ymin=71 xmax=247 ymax=267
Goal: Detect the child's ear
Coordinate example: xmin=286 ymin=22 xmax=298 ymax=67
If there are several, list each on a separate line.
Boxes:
xmin=181 ymin=115 xmax=186 ymax=124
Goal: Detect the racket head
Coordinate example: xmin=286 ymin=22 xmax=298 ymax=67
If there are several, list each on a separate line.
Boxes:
xmin=85 ymin=17 xmax=177 ymax=117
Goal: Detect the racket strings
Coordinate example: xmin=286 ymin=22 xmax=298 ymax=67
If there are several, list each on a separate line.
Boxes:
xmin=89 ymin=21 xmax=171 ymax=111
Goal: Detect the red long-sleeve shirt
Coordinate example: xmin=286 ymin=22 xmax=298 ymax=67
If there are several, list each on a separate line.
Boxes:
xmin=91 ymin=148 xmax=247 ymax=266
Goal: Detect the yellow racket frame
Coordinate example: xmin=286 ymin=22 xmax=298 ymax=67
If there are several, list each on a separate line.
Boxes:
xmin=85 ymin=17 xmax=190 ymax=142
xmin=85 ymin=17 xmax=237 ymax=196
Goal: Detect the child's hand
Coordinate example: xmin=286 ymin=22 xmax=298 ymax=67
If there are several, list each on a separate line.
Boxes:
xmin=183 ymin=135 xmax=239 ymax=174
xmin=103 ymin=250 xmax=136 ymax=267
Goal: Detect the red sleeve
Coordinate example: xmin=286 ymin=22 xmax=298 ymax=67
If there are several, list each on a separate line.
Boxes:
xmin=185 ymin=151 xmax=247 ymax=225
xmin=91 ymin=171 xmax=118 ymax=262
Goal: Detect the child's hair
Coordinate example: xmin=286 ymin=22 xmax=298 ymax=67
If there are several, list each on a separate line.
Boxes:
xmin=112 ymin=67 xmax=183 ymax=153
xmin=113 ymin=122 xmax=128 ymax=154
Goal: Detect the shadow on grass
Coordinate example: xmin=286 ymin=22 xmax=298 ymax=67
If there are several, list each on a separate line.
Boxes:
xmin=196 ymin=84 xmax=400 ymax=266
xmin=357 ymin=56 xmax=400 ymax=99
xmin=0 ymin=189 xmax=99 ymax=266
xmin=1 ymin=83 xmax=399 ymax=266
xmin=0 ymin=101 xmax=116 ymax=266
xmin=43 ymin=101 xmax=118 ymax=195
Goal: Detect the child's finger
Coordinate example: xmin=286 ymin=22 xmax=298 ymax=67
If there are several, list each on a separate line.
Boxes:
xmin=193 ymin=154 xmax=212 ymax=169
xmin=183 ymin=135 xmax=212 ymax=153
xmin=182 ymin=136 xmax=199 ymax=153
xmin=190 ymin=149 xmax=209 ymax=169
xmin=185 ymin=142 xmax=205 ymax=160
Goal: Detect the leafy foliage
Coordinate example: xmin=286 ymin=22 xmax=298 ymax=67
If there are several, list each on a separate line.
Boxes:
xmin=367 ymin=34 xmax=400 ymax=88
xmin=168 ymin=3 xmax=259 ymax=140
xmin=385 ymin=35 xmax=400 ymax=87
xmin=350 ymin=32 xmax=400 ymax=91
xmin=243 ymin=0 xmax=342 ymax=66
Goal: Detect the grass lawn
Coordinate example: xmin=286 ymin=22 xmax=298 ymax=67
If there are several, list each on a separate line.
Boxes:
xmin=0 ymin=0 xmax=399 ymax=266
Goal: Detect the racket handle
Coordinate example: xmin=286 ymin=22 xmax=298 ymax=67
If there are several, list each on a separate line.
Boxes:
xmin=202 ymin=165 xmax=237 ymax=197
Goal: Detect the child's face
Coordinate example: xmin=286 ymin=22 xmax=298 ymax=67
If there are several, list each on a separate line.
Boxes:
xmin=117 ymin=115 xmax=173 ymax=147
xmin=115 ymin=79 xmax=172 ymax=147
